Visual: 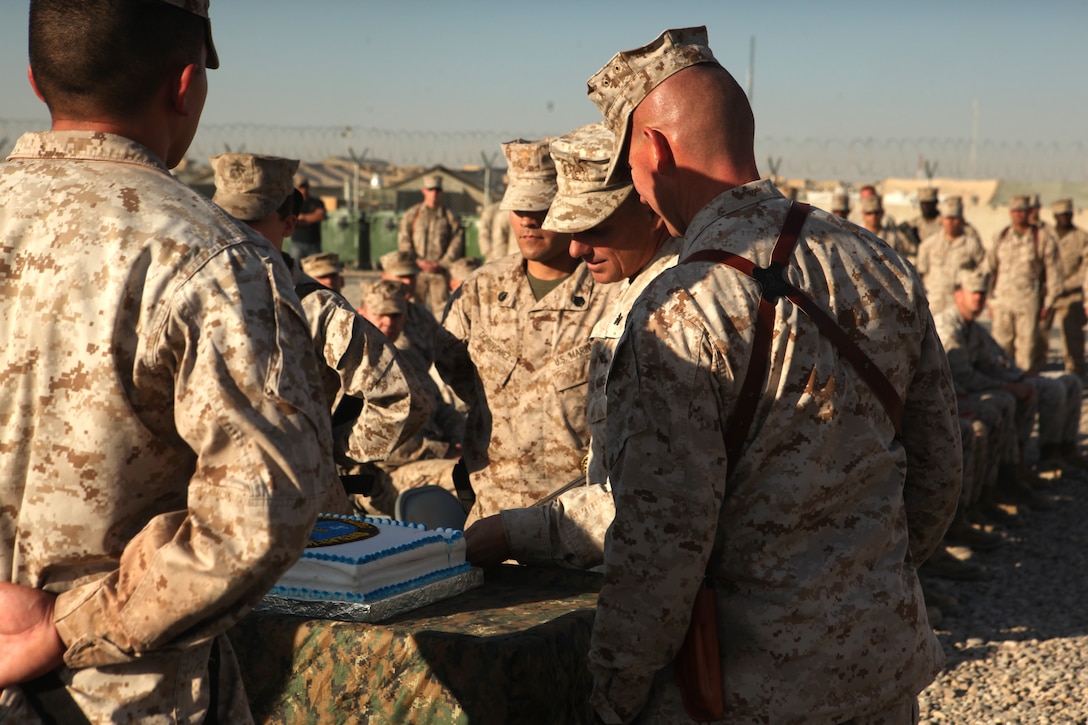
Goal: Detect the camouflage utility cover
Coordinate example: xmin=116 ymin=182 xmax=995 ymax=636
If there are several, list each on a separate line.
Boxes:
xmin=544 ymin=122 xmax=634 ymax=234
xmin=588 ymin=179 xmax=961 ymax=723
xmin=211 ymin=152 xmax=298 ymax=222
xmin=499 ymin=138 xmax=558 ymax=213
xmin=0 ymin=130 xmax=334 ymax=722
xmin=587 ymin=26 xmax=716 ymax=184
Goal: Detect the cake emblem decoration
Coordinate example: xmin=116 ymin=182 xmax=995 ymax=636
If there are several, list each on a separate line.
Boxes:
xmin=307 ymin=515 xmax=379 ymax=548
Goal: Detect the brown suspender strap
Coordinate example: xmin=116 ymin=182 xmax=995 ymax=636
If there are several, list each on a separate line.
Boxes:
xmin=683 ymin=201 xmax=904 ymax=477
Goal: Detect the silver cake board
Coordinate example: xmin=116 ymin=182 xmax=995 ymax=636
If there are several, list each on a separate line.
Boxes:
xmin=254 ymin=567 xmax=483 ymax=623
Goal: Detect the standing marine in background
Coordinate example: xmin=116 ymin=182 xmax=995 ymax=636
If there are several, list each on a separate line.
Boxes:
xmin=398 ymin=173 xmax=465 ymax=316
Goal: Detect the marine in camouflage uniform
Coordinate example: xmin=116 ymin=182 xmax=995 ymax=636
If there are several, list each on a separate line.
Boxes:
xmin=210 ymin=153 xmax=429 ymax=489
xmin=0 ymin=2 xmax=333 ymax=718
xmin=858 ymin=193 xmax=913 ymax=259
xmin=908 ymin=187 xmax=942 ymax=248
xmin=397 ymin=174 xmax=465 ymax=316
xmin=934 ymin=269 xmax=1086 ymax=492
xmin=435 ymin=138 xmax=617 ymax=523
xmin=988 ymin=194 xmax=1063 ymax=372
xmin=1041 ymin=198 xmax=1088 ymax=374
xmin=356 ymin=279 xmax=463 ymax=516
xmin=585 ymin=28 xmax=961 ymax=724
xmin=467 ymin=123 xmax=681 ymax=570
xmin=915 ymin=196 xmax=988 ymax=316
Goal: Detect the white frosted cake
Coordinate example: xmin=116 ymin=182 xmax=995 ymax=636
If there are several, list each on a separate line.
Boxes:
xmin=270 ymin=514 xmax=470 ymax=604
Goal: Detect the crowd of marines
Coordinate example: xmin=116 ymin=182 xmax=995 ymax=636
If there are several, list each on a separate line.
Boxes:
xmin=1 ymin=1 xmax=1084 ymax=723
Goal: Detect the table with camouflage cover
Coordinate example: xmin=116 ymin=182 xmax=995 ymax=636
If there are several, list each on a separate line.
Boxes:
xmin=228 ymin=564 xmax=602 ymax=724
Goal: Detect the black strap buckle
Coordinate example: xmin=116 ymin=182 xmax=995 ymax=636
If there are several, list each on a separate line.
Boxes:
xmin=750 ymin=261 xmax=792 ymax=303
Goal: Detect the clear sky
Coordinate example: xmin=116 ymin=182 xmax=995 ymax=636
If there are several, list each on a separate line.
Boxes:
xmin=1 ymin=0 xmax=1086 ymax=176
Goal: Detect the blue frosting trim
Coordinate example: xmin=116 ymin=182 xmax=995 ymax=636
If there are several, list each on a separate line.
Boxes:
xmin=270 ymin=562 xmax=473 ymax=603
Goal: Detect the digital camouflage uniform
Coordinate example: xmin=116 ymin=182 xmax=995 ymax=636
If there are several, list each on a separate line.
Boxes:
xmin=1045 ymin=221 xmax=1088 ymax=373
xmin=0 ymin=131 xmax=335 ymax=724
xmin=933 ymin=304 xmax=1079 ymax=453
xmin=915 ymin=231 xmax=988 ymax=316
xmin=589 ymin=180 xmax=961 ymax=724
xmin=987 ymin=224 xmax=1062 ymax=371
xmin=908 ymin=212 xmax=942 ymax=248
xmin=289 ymin=262 xmax=428 ymax=470
xmin=501 ymin=239 xmax=683 ymax=568
xmin=398 ymin=201 xmax=464 ymax=315
xmin=436 ymin=256 xmax=617 ymax=521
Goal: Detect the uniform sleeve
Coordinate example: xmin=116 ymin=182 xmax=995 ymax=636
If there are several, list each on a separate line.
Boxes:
xmin=500 ymin=482 xmax=614 ymax=569
xmin=52 ymin=246 xmax=334 ymax=668
xmin=898 ymin=312 xmax=962 ymax=566
xmin=434 ymin=286 xmax=479 ymax=409
xmin=438 ymin=210 xmax=465 ymax=267
xmin=1043 ymin=233 xmax=1063 ymax=310
xmin=914 ymin=240 xmax=930 ymax=278
xmin=397 ymin=207 xmax=414 ymax=255
xmin=589 ymin=311 xmax=724 ymax=724
xmin=316 ymin=299 xmax=431 ymax=465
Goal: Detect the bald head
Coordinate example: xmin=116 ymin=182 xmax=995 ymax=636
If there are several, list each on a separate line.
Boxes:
xmin=627 ymin=63 xmax=760 ymax=235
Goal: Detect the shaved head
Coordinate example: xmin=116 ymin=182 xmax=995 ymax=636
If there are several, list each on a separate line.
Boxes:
xmin=627 ymin=63 xmax=760 ymax=235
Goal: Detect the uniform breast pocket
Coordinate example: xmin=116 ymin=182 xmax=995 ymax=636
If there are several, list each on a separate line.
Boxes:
xmin=470 ymin=333 xmax=519 ymax=390
xmin=551 ymin=349 xmax=592 ymax=446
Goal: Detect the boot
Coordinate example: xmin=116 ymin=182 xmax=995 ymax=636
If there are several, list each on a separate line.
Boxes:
xmin=996 ymin=464 xmax=1055 ymax=510
xmin=1061 ymin=441 xmax=1088 ymax=471
xmin=943 ymin=519 xmax=1003 ymax=552
xmin=918 ymin=546 xmax=988 ymax=581
xmin=1037 ymin=444 xmax=1065 ymax=474
xmin=1015 ymin=461 xmax=1051 ymax=490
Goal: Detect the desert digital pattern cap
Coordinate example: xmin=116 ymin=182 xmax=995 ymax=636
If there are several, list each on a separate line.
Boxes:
xmin=362 ymin=279 xmax=408 ymax=316
xmin=159 ymin=0 xmax=220 ymax=69
xmin=301 ymin=252 xmax=343 ymax=278
xmin=1052 ymin=198 xmax=1074 ymax=215
xmin=211 ymin=153 xmax=298 ymax=221
xmin=939 ymin=196 xmax=963 ymax=218
xmin=423 ymin=174 xmax=444 ymax=190
xmin=860 ymin=195 xmax=883 ymax=214
xmin=831 ymin=191 xmax=850 ymax=212
xmin=918 ymin=187 xmax=939 ymax=203
xmin=380 ymin=250 xmax=421 ymax=276
xmin=1009 ymin=195 xmax=1032 ymax=212
xmin=499 ymin=138 xmax=558 ymax=212
xmin=956 ymin=267 xmax=989 ymax=294
xmin=587 ymin=26 xmax=717 ymax=185
xmin=543 ymin=122 xmax=634 ymax=234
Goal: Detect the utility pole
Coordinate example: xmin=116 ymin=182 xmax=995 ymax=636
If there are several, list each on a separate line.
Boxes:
xmin=746 ymin=36 xmax=755 ymax=101
xmin=970 ymin=98 xmax=979 ymax=179
xmin=481 ymin=151 xmax=499 ymax=206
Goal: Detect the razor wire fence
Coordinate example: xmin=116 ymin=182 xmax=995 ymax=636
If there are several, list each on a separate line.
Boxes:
xmin=3 ymin=118 xmax=1087 ymax=183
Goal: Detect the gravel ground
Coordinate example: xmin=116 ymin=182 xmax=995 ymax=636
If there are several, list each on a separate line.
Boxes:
xmin=918 ymin=380 xmax=1088 ymax=724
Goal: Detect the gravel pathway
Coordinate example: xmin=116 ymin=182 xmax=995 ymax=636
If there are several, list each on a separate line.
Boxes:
xmin=918 ymin=384 xmax=1088 ymax=724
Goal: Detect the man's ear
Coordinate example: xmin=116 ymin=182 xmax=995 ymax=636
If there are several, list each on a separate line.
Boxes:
xmin=27 ymin=65 xmax=46 ymax=103
xmin=173 ymin=64 xmax=200 ymax=116
xmin=283 ymin=215 xmax=299 ymax=237
xmin=643 ymin=127 xmax=676 ymax=176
